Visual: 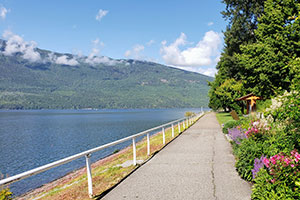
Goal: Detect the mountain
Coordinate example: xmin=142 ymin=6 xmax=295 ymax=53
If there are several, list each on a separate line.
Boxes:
xmin=0 ymin=39 xmax=214 ymax=109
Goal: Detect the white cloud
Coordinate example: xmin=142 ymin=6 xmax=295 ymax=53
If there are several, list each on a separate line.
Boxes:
xmin=84 ymin=38 xmax=118 ymax=66
xmin=198 ymin=67 xmax=217 ymax=77
xmin=160 ymin=31 xmax=222 ymax=67
xmin=0 ymin=6 xmax=9 ymax=19
xmin=85 ymin=50 xmax=118 ymax=66
xmin=2 ymin=30 xmax=41 ymax=62
xmin=124 ymin=50 xmax=131 ymax=57
xmin=146 ymin=39 xmax=155 ymax=46
xmin=92 ymin=38 xmax=99 ymax=45
xmin=173 ymin=65 xmax=217 ymax=77
xmin=92 ymin=38 xmax=104 ymax=47
xmin=133 ymin=44 xmax=144 ymax=53
xmin=55 ymin=55 xmax=78 ymax=66
xmin=124 ymin=44 xmax=145 ymax=59
xmin=96 ymin=9 xmax=108 ymax=21
xmin=208 ymin=22 xmax=214 ymax=26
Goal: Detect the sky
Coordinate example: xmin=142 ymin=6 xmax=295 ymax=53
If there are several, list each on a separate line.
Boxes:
xmin=0 ymin=0 xmax=227 ymax=77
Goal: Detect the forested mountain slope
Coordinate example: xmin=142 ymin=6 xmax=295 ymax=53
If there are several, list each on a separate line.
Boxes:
xmin=0 ymin=40 xmax=213 ymax=109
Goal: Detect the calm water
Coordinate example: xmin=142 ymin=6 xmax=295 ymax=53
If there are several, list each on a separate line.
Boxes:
xmin=0 ymin=108 xmax=205 ymax=196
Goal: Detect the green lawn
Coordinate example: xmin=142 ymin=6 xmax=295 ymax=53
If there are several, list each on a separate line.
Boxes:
xmin=216 ymin=112 xmax=245 ymax=125
xmin=216 ymin=112 xmax=233 ymax=125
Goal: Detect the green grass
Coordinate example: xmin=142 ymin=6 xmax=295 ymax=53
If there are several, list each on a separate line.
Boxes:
xmin=216 ymin=111 xmax=245 ymax=126
xmin=216 ymin=112 xmax=233 ymax=125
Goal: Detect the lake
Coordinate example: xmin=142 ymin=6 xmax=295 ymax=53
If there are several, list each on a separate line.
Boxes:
xmin=0 ymin=108 xmax=205 ymax=196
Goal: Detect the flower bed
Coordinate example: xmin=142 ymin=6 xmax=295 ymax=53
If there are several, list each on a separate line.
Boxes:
xmin=220 ymin=88 xmax=300 ymax=199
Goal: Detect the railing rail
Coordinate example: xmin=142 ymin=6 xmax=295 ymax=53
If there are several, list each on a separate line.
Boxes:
xmin=0 ymin=110 xmax=205 ymax=198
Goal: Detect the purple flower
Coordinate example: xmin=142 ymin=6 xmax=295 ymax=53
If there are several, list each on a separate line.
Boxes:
xmin=252 ymin=155 xmax=266 ymax=179
xmin=228 ymin=127 xmax=247 ymax=144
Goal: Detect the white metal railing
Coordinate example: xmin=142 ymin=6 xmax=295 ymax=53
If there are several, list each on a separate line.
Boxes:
xmin=0 ymin=111 xmax=205 ymax=198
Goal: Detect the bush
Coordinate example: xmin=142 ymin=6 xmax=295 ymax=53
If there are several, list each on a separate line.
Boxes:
xmin=233 ymin=128 xmax=295 ymax=182
xmin=184 ymin=111 xmax=196 ymax=117
xmin=233 ymin=137 xmax=264 ymax=181
xmin=228 ymin=127 xmax=246 ymax=144
xmin=0 ymin=188 xmax=12 ymax=200
xmin=222 ymin=120 xmax=240 ymax=134
xmin=252 ymin=150 xmax=300 ymax=199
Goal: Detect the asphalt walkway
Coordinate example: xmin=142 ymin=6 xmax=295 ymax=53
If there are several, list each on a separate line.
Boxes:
xmin=102 ymin=112 xmax=251 ymax=200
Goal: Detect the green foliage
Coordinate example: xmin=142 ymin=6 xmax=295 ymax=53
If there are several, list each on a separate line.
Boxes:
xmin=0 ymin=187 xmax=12 ymax=200
xmin=0 ymin=173 xmax=12 ymax=200
xmin=215 ymin=112 xmax=233 ymax=125
xmin=208 ymin=0 xmax=265 ymax=112
xmin=256 ymin=99 xmax=272 ymax=113
xmin=219 ymin=0 xmax=265 ymax=78
xmin=184 ymin=111 xmax=196 ymax=117
xmin=252 ymin=168 xmax=298 ymax=200
xmin=222 ymin=120 xmax=240 ymax=134
xmin=209 ymin=78 xmax=245 ymax=112
xmin=233 ymin=137 xmax=264 ymax=181
xmin=232 ymin=115 xmax=296 ymax=182
xmin=214 ymin=78 xmax=245 ymax=112
xmin=252 ymin=151 xmax=300 ymax=200
xmin=0 ymin=48 xmax=213 ymax=109
xmin=209 ymin=0 xmax=300 ymax=112
xmin=237 ymin=0 xmax=300 ymax=98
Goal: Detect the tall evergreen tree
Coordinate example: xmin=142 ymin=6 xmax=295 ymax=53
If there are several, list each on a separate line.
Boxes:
xmin=237 ymin=0 xmax=300 ymax=97
xmin=208 ymin=0 xmax=265 ymax=111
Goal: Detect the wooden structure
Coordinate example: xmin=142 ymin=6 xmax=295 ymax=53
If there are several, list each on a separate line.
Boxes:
xmin=236 ymin=93 xmax=262 ymax=114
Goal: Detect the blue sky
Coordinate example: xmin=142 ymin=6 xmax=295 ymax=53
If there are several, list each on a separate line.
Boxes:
xmin=0 ymin=0 xmax=227 ymax=76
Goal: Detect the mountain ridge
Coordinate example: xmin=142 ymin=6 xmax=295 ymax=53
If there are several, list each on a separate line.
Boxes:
xmin=0 ymin=39 xmax=214 ymax=109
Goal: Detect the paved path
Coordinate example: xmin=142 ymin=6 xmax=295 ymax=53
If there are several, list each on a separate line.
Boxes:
xmin=102 ymin=112 xmax=251 ymax=200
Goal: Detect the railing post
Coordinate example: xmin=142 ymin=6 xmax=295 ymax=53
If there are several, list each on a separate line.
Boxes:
xmin=183 ymin=120 xmax=185 ymax=129
xmin=132 ymin=137 xmax=136 ymax=166
xmin=171 ymin=124 xmax=174 ymax=137
xmin=85 ymin=154 xmax=93 ymax=198
xmin=162 ymin=127 xmax=165 ymax=144
xmin=178 ymin=122 xmax=181 ymax=133
xmin=147 ymin=133 xmax=150 ymax=156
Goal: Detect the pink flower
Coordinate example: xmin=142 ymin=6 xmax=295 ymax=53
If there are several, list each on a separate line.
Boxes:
xmin=291 ymin=164 xmax=295 ymax=167
xmin=263 ymin=158 xmax=270 ymax=168
xmin=271 ymin=179 xmax=276 ymax=183
xmin=274 ymin=155 xmax=280 ymax=160
xmin=284 ymin=158 xmax=291 ymax=165
xmin=295 ymin=153 xmax=300 ymax=162
xmin=270 ymin=157 xmax=276 ymax=165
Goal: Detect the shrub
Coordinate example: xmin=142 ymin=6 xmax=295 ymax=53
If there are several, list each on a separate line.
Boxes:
xmin=222 ymin=120 xmax=240 ymax=134
xmin=251 ymin=155 xmax=266 ymax=180
xmin=0 ymin=187 xmax=12 ymax=200
xmin=233 ymin=127 xmax=295 ymax=182
xmin=184 ymin=111 xmax=196 ymax=117
xmin=233 ymin=137 xmax=264 ymax=181
xmin=252 ymin=150 xmax=300 ymax=199
xmin=0 ymin=173 xmax=12 ymax=200
xmin=228 ymin=127 xmax=246 ymax=144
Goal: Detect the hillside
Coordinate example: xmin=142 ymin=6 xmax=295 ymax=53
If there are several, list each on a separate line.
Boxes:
xmin=0 ymin=40 xmax=213 ymax=109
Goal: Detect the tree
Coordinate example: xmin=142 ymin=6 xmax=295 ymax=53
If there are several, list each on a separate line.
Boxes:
xmin=215 ymin=78 xmax=245 ymax=112
xmin=237 ymin=0 xmax=300 ymax=98
xmin=208 ymin=0 xmax=265 ymax=111
xmin=218 ymin=0 xmax=265 ymax=79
